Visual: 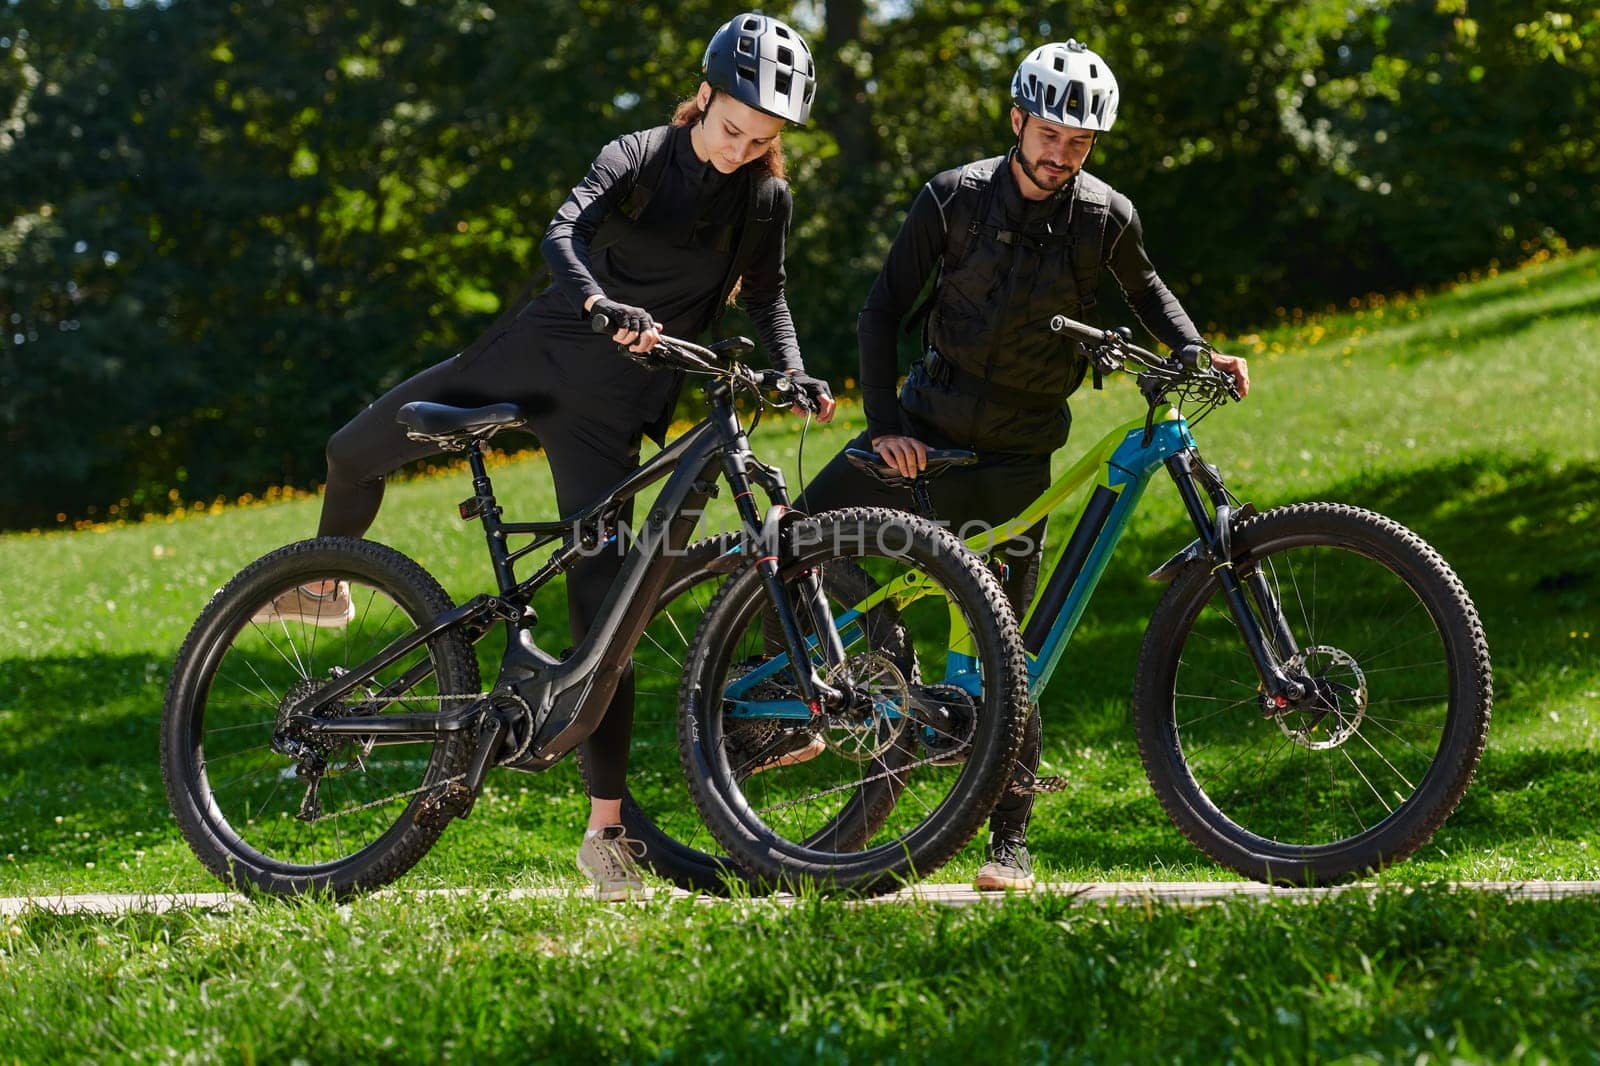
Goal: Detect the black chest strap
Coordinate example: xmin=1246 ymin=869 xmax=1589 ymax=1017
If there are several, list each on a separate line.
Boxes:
xmin=707 ymin=169 xmax=779 ymax=338
xmin=904 ymin=164 xmax=1113 ymax=338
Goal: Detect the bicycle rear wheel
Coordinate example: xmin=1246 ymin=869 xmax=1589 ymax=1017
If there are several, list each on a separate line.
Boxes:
xmin=160 ymin=538 xmax=480 ymax=896
xmin=1133 ymin=503 xmax=1492 ymax=885
xmin=679 ymin=508 xmax=1030 ymax=895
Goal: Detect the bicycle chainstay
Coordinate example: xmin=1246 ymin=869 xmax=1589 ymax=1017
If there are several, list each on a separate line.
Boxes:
xmin=282 ymin=691 xmax=499 ymax=825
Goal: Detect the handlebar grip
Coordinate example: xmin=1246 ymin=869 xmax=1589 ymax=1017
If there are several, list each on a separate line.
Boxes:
xmin=1050 ymin=314 xmax=1105 ymax=345
xmin=590 ymin=311 xmax=612 ymax=334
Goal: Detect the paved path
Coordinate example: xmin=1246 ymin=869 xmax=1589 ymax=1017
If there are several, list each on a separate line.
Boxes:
xmin=7 ymin=880 xmax=1600 ymax=917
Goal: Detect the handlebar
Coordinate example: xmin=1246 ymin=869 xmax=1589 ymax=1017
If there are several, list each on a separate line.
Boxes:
xmin=589 ymin=309 xmax=817 ymax=413
xmin=1049 ymin=313 xmax=1239 ymax=402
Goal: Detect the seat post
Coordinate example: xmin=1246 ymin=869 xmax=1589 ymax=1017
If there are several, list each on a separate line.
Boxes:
xmin=466 ymin=442 xmax=516 ymax=593
xmin=466 ymin=441 xmax=494 ymax=494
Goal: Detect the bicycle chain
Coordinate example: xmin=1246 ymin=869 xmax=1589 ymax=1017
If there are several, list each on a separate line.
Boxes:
xmin=307 ymin=772 xmax=469 ymax=822
xmin=322 ymin=692 xmax=482 ymax=706
xmin=752 ymin=748 xmax=976 ymax=815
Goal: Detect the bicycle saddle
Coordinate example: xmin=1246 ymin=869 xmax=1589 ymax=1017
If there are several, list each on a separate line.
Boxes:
xmin=397 ymin=401 xmax=527 ymax=449
xmin=844 ymin=447 xmax=978 ymax=487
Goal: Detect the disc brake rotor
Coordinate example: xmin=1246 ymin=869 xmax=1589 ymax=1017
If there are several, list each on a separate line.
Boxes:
xmin=1276 ymin=645 xmax=1368 ymax=750
xmin=820 ymin=652 xmax=909 ymax=762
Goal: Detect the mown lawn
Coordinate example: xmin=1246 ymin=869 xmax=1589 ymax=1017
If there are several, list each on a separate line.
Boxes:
xmin=5 ymin=889 xmax=1600 ymax=1061
xmin=3 ymin=250 xmax=1598 ymax=1060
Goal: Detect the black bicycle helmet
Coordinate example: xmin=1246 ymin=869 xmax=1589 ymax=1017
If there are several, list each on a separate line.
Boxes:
xmin=702 ymin=12 xmax=816 ymax=125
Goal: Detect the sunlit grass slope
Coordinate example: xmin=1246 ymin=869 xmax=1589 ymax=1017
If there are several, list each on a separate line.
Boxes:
xmin=2 ymin=250 xmax=1597 ymax=896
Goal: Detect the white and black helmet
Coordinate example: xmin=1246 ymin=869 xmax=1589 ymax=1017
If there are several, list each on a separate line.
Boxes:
xmin=1011 ymin=40 xmax=1119 ymax=132
xmin=702 ymin=12 xmax=817 ymax=125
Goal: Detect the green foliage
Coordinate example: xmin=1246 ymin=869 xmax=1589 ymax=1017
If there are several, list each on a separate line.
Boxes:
xmin=1 ymin=0 xmax=1597 ymax=526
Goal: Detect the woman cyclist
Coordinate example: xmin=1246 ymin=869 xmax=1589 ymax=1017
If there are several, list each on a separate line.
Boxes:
xmin=255 ymin=12 xmax=835 ymax=899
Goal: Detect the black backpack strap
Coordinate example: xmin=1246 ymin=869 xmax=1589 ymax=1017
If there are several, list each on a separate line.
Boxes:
xmin=1062 ymin=171 xmax=1112 ymax=389
xmin=902 ymin=160 xmax=999 ymax=339
xmin=708 ymin=170 xmax=781 ymax=339
xmin=614 ymin=124 xmax=674 ymax=224
xmin=1068 ymin=170 xmax=1112 ymax=320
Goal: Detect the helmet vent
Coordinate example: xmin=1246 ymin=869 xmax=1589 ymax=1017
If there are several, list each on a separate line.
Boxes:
xmin=775 ymin=70 xmax=792 ymax=94
xmin=1090 ymin=63 xmax=1099 ymax=77
xmin=738 ymin=36 xmax=755 ymax=56
xmin=774 ymin=24 xmax=791 ymax=39
xmin=777 ymin=45 xmax=793 ymax=67
xmin=735 ymin=61 xmax=758 ymax=84
xmin=742 ymin=17 xmax=760 ymax=31
xmin=1044 ymin=84 xmax=1058 ymax=109
xmin=1053 ymin=55 xmax=1066 ymax=72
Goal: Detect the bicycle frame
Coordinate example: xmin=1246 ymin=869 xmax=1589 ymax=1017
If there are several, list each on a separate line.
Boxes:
xmin=936 ymin=409 xmax=1193 ymax=697
xmin=295 ymin=373 xmax=846 ymax=775
xmin=733 ymin=404 xmax=1307 ymax=720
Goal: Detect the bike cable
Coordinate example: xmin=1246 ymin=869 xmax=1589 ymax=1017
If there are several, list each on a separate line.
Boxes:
xmin=796 ymin=406 xmax=815 ymax=503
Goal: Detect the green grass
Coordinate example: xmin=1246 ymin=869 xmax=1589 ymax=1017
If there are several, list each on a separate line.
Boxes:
xmin=4 ymin=889 xmax=1598 ymax=1061
xmin=3 ymin=251 xmax=1599 ymax=1059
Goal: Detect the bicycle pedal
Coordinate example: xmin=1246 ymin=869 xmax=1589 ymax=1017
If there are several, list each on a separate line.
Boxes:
xmin=1012 ymin=774 xmax=1067 ymax=795
xmin=415 ymin=782 xmax=474 ymax=829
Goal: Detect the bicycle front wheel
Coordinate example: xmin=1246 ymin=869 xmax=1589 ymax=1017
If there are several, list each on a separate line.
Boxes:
xmin=580 ymin=534 xmax=750 ymax=894
xmin=160 ymin=538 xmax=480 ymax=896
xmin=1133 ymin=503 xmax=1492 ymax=885
xmin=679 ymin=508 xmax=1030 ymax=895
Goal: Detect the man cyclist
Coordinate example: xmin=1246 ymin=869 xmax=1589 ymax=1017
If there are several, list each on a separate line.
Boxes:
xmin=796 ymin=40 xmax=1250 ymax=891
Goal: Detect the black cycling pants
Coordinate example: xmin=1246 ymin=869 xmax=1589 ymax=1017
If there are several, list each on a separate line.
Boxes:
xmin=318 ymin=319 xmax=654 ymax=801
xmin=794 ymin=430 xmax=1049 ymax=839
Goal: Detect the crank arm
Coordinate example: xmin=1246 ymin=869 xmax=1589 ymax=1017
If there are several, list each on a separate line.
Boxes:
xmin=449 ymin=708 xmax=510 ymax=819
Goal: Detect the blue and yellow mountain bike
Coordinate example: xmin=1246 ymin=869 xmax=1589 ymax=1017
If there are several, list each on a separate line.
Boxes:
xmin=623 ymin=314 xmax=1491 ymax=889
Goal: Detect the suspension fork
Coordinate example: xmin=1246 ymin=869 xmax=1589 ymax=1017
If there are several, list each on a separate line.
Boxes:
xmin=1182 ymin=455 xmax=1302 ymax=662
xmin=716 ymin=414 xmax=847 ymax=709
xmin=1166 ymin=449 xmax=1306 ymax=703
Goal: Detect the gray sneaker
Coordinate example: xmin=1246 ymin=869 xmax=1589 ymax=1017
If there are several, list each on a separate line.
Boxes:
xmin=251 ymin=582 xmax=355 ymax=628
xmin=576 ymin=825 xmax=648 ymax=902
xmin=973 ymin=834 xmax=1035 ymax=892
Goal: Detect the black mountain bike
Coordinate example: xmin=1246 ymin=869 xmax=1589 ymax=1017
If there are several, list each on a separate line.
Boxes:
xmin=160 ymin=327 xmax=1029 ymax=897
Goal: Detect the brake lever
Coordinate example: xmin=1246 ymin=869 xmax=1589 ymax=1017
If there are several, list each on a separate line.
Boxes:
xmin=753 ymin=369 xmax=810 ymax=411
xmin=1204 ymin=365 xmax=1242 ymax=401
xmin=1090 ymin=344 xmax=1123 ymax=377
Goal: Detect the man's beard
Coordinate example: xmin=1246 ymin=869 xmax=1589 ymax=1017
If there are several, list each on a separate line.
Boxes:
xmin=1016 ymin=144 xmax=1075 ymax=193
xmin=1011 ymin=145 xmax=1075 ymax=192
